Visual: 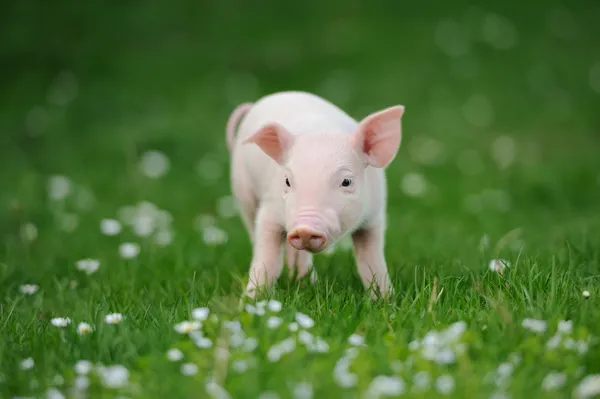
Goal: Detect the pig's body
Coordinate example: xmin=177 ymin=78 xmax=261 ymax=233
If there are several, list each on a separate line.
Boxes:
xmin=227 ymin=91 xmax=405 ymax=299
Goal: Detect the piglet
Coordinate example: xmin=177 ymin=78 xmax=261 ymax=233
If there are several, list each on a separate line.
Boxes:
xmin=226 ymin=91 xmax=405 ymax=299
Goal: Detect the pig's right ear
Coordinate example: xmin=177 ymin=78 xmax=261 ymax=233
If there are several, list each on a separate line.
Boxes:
xmin=243 ymin=122 xmax=295 ymax=165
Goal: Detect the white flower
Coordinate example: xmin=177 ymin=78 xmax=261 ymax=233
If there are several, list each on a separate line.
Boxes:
xmin=20 ymin=222 xmax=38 ymax=242
xmin=98 ymin=364 xmax=129 ymax=388
xmin=174 ymin=320 xmax=201 ymax=334
xmin=205 ymin=378 xmax=232 ymax=399
xmin=76 ymin=258 xmax=100 ymax=275
xmin=167 ymin=348 xmax=183 ymax=361
xmin=258 ymin=391 xmax=280 ymax=399
xmin=292 ymin=382 xmax=313 ymax=399
xmin=20 ymin=284 xmax=39 ymax=295
xmin=267 ymin=316 xmax=283 ymax=329
xmin=100 ymin=219 xmax=122 ymax=236
xmin=298 ymin=330 xmax=314 ymax=345
xmin=20 ymin=357 xmax=35 ymax=370
xmin=51 ymin=317 xmax=71 ymax=328
xmin=46 ymin=387 xmax=65 ymax=399
xmin=267 ymin=300 xmax=282 ymax=312
xmin=202 ymin=226 xmax=228 ymax=246
xmin=52 ymin=374 xmax=65 ymax=386
xmin=309 ymin=337 xmax=330 ymax=353
xmin=575 ymin=374 xmax=600 ymax=398
xmin=288 ymin=322 xmax=299 ymax=332
xmin=48 ymin=175 xmax=72 ymax=201
xmin=348 ymin=334 xmax=365 ymax=346
xmin=546 ymin=334 xmax=562 ymax=350
xmin=193 ymin=336 xmax=213 ymax=349
xmin=558 ymin=320 xmax=573 ymax=335
xmin=119 ymin=242 xmax=140 ymax=259
xmin=366 ymin=375 xmax=405 ymax=397
xmin=232 ymin=359 xmax=249 ymax=373
xmin=192 ymin=307 xmax=210 ymax=321
xmin=333 ymin=355 xmax=357 ymax=388
xmin=74 ymin=375 xmax=90 ymax=391
xmin=436 ymin=375 xmax=455 ymax=395
xmin=295 ymin=312 xmax=315 ymax=329
xmin=401 ymin=172 xmax=427 ymax=197
xmin=74 ymin=360 xmax=93 ymax=375
xmin=542 ymin=372 xmax=567 ymax=391
xmin=521 ymin=318 xmax=547 ymax=333
xmin=583 ymin=290 xmax=590 ymax=299
xmin=489 ymin=259 xmax=510 ymax=274
xmin=413 ymin=371 xmax=431 ymax=392
xmin=105 ymin=313 xmax=123 ymax=324
xmin=267 ymin=338 xmax=296 ymax=362
xmin=155 ymin=229 xmax=174 ymax=246
xmin=139 ymin=150 xmax=170 ymax=179
xmin=77 ymin=322 xmax=93 ymax=335
xmin=243 ymin=337 xmax=259 ymax=352
xmin=180 ymin=363 xmax=198 ymax=376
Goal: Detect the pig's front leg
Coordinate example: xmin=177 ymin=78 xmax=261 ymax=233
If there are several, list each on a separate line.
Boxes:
xmin=351 ymin=224 xmax=394 ymax=300
xmin=244 ymin=207 xmax=285 ymax=298
xmin=285 ymin=243 xmax=318 ymax=283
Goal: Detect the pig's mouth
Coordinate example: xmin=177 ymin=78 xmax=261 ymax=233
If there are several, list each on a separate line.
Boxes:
xmin=286 ymin=227 xmax=328 ymax=252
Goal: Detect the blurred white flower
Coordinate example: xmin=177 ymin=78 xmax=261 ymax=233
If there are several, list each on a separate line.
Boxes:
xmin=154 ymin=229 xmax=173 ymax=246
xmin=267 ymin=316 xmax=283 ymax=329
xmin=98 ymin=364 xmax=129 ymax=388
xmin=174 ymin=321 xmax=201 ymax=334
xmin=558 ymin=320 xmax=573 ymax=335
xmin=232 ymin=359 xmax=249 ymax=373
xmin=292 ymin=382 xmax=313 ymax=399
xmin=20 ymin=222 xmax=38 ymax=242
xmin=20 ymin=357 xmax=35 ymax=370
xmin=216 ymin=195 xmax=237 ymax=218
xmin=104 ymin=313 xmax=123 ymax=325
xmin=333 ymin=352 xmax=358 ymax=388
xmin=542 ymin=372 xmax=567 ymax=391
xmin=491 ymin=135 xmax=517 ymax=170
xmin=192 ymin=307 xmax=210 ymax=321
xmin=413 ymin=371 xmax=431 ymax=392
xmin=258 ymin=391 xmax=280 ymax=399
xmin=288 ymin=322 xmax=299 ymax=332
xmin=180 ymin=362 xmax=198 ymax=376
xmin=575 ymin=374 xmax=600 ymax=398
xmin=76 ymin=258 xmax=100 ymax=275
xmin=365 ymin=375 xmax=405 ymax=397
xmin=167 ymin=348 xmax=183 ymax=361
xmin=243 ymin=337 xmax=259 ymax=352
xmin=59 ymin=213 xmax=79 ymax=232
xmin=267 ymin=338 xmax=296 ymax=362
xmin=193 ymin=336 xmax=213 ymax=349
xmin=267 ymin=300 xmax=282 ymax=312
xmin=522 ymin=318 xmax=547 ymax=334
xmin=202 ymin=226 xmax=228 ymax=246
xmin=74 ymin=375 xmax=90 ymax=391
xmin=119 ymin=242 xmax=140 ymax=259
xmin=20 ymin=284 xmax=39 ymax=295
xmin=401 ymin=172 xmax=427 ymax=197
xmin=46 ymin=387 xmax=65 ymax=399
xmin=77 ymin=322 xmax=93 ymax=335
xmin=348 ymin=334 xmax=365 ymax=346
xmin=205 ymin=378 xmax=232 ymax=399
xmin=436 ymin=375 xmax=455 ymax=395
xmin=583 ymin=290 xmax=590 ymax=299
xmin=139 ymin=150 xmax=170 ymax=179
xmin=51 ymin=317 xmax=71 ymax=328
xmin=100 ymin=219 xmax=122 ymax=236
xmin=52 ymin=374 xmax=65 ymax=386
xmin=489 ymin=259 xmax=510 ymax=274
xmin=74 ymin=360 xmax=93 ymax=375
xmin=295 ymin=312 xmax=315 ymax=329
xmin=482 ymin=13 xmax=519 ymax=50
xmin=48 ymin=175 xmax=72 ymax=201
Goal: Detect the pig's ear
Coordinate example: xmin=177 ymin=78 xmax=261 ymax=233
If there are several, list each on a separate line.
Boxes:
xmin=243 ymin=122 xmax=295 ymax=165
xmin=350 ymin=105 xmax=405 ymax=168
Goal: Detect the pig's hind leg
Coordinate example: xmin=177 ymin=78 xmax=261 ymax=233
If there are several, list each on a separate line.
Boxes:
xmin=285 ymin=244 xmax=318 ymax=284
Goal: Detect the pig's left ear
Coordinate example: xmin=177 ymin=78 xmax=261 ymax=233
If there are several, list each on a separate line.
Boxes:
xmin=350 ymin=105 xmax=405 ymax=168
xmin=243 ymin=122 xmax=295 ymax=165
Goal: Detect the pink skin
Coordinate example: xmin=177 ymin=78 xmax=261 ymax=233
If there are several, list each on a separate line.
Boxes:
xmin=226 ymin=91 xmax=405 ymax=300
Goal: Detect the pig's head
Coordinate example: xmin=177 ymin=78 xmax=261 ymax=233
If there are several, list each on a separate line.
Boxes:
xmin=244 ymin=105 xmax=405 ymax=253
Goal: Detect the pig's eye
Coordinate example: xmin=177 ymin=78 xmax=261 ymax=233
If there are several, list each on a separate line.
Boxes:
xmin=285 ymin=178 xmax=291 ymax=187
xmin=341 ymin=178 xmax=352 ymax=187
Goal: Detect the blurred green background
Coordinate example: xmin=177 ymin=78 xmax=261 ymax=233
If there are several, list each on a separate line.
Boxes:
xmin=2 ymin=0 xmax=600 ymax=274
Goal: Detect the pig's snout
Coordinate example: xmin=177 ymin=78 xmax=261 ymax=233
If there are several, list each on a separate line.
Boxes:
xmin=287 ymin=227 xmax=326 ymax=252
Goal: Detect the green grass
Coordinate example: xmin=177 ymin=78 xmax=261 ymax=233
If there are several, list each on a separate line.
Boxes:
xmin=2 ymin=0 xmax=600 ymax=398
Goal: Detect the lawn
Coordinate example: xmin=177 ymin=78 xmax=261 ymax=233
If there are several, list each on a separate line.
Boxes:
xmin=1 ymin=1 xmax=600 ymax=398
